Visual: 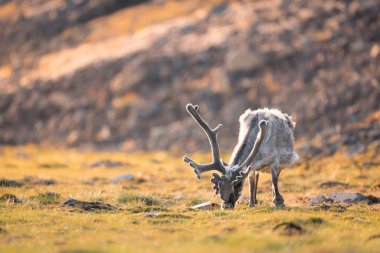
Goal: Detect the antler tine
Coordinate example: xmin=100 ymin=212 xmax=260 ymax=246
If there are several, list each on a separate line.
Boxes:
xmin=232 ymin=166 xmax=251 ymax=184
xmin=240 ymin=120 xmax=268 ymax=168
xmin=232 ymin=120 xmax=268 ymax=184
xmin=183 ymin=103 xmax=226 ymax=178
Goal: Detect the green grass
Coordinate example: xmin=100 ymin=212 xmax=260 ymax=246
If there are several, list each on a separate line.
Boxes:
xmin=117 ymin=192 xmax=161 ymax=206
xmin=0 ymin=145 xmax=379 ymax=252
xmin=29 ymin=192 xmax=61 ymax=205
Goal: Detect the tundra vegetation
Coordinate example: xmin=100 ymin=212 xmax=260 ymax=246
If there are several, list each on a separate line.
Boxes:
xmin=0 ymin=145 xmax=379 ymax=253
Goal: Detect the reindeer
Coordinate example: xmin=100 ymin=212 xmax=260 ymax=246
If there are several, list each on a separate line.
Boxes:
xmin=183 ymin=103 xmax=298 ymax=209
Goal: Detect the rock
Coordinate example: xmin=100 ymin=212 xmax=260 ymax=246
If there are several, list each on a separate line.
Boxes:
xmin=112 ymin=173 xmax=134 ymax=183
xmin=62 ymin=198 xmax=115 ymax=211
xmin=308 ymin=195 xmax=332 ymax=206
xmin=366 ymin=195 xmax=380 ymax=205
xmin=90 ymin=160 xmax=124 ymax=168
xmin=327 ymin=192 xmax=368 ymax=204
xmin=144 ymin=211 xmax=160 ymax=217
xmin=172 ymin=194 xmax=184 ymax=201
xmin=191 ymin=201 xmax=218 ymax=210
xmin=0 ymin=0 xmax=380 ymax=157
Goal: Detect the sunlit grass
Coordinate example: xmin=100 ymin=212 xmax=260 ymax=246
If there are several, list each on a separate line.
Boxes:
xmin=0 ymin=145 xmax=379 ymax=252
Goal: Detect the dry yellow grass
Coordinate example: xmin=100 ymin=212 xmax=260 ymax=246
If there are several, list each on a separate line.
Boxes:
xmin=0 ymin=145 xmax=379 ymax=252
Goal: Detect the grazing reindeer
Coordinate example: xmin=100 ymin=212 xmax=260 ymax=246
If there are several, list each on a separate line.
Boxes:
xmin=183 ymin=104 xmax=298 ymax=209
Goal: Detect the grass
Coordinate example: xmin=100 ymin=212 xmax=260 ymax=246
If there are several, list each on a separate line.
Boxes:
xmin=0 ymin=145 xmax=379 ymax=252
xmin=118 ymin=192 xmax=162 ymax=206
xmin=29 ymin=192 xmax=61 ymax=206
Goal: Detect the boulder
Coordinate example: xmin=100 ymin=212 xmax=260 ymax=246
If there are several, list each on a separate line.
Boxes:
xmin=308 ymin=195 xmax=332 ymax=206
xmin=327 ymin=192 xmax=368 ymax=204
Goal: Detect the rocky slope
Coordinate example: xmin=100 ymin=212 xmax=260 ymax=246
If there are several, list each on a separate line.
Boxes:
xmin=0 ymin=0 xmax=379 ymax=156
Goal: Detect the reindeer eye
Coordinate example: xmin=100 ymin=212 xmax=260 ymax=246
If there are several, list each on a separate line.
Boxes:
xmin=235 ymin=182 xmax=242 ymax=188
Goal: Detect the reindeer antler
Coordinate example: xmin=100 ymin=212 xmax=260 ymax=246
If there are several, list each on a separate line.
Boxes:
xmin=183 ymin=103 xmax=226 ymax=179
xmin=232 ymin=120 xmax=268 ymax=184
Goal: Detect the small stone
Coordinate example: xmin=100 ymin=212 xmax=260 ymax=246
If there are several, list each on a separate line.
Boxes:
xmin=90 ymin=160 xmax=124 ymax=168
xmin=191 ymin=201 xmax=218 ymax=210
xmin=327 ymin=192 xmax=368 ymax=204
xmin=112 ymin=173 xmax=134 ymax=184
xmin=63 ymin=198 xmax=77 ymax=205
xmin=308 ymin=195 xmax=332 ymax=206
xmin=144 ymin=211 xmax=160 ymax=217
xmin=172 ymin=194 xmax=184 ymax=201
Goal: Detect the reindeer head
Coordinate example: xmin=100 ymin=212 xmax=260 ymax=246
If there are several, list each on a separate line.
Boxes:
xmin=183 ymin=104 xmax=267 ymax=209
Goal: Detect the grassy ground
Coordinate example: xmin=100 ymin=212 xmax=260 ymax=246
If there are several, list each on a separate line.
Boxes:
xmin=0 ymin=145 xmax=379 ymax=253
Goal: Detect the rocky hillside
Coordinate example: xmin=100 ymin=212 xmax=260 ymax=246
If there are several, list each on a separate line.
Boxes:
xmin=0 ymin=0 xmax=379 ymax=156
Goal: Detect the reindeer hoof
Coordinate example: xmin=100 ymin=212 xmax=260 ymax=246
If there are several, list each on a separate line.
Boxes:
xmin=249 ymin=200 xmax=258 ymax=207
xmin=273 ymin=199 xmax=285 ymax=207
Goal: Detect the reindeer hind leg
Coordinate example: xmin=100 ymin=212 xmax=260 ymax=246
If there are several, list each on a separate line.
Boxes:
xmin=270 ymin=163 xmax=284 ymax=207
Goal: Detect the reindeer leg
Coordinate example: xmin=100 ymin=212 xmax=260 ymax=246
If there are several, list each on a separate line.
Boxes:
xmin=270 ymin=163 xmax=284 ymax=207
xmin=249 ymin=171 xmax=260 ymax=207
xmin=254 ymin=171 xmax=259 ymax=204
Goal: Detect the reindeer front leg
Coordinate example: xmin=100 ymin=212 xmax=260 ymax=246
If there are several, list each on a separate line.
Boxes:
xmin=249 ymin=171 xmax=259 ymax=207
xmin=270 ymin=163 xmax=284 ymax=207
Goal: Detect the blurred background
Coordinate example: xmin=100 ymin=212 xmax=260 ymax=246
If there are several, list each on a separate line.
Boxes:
xmin=0 ymin=0 xmax=379 ymax=156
